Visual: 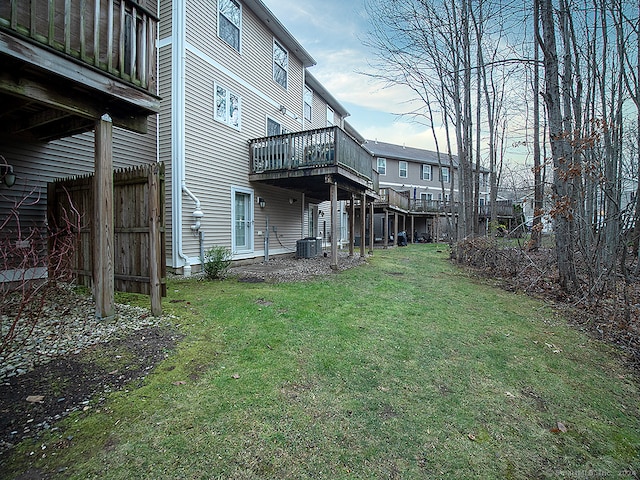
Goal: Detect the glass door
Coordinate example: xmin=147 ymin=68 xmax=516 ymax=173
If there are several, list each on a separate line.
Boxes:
xmin=233 ymin=189 xmax=253 ymax=252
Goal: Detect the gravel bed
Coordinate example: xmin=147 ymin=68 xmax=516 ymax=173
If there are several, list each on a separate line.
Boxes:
xmin=0 ymin=285 xmax=172 ymax=383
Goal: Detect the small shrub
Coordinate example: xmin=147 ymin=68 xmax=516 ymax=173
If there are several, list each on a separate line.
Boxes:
xmin=202 ymin=246 xmax=232 ymax=280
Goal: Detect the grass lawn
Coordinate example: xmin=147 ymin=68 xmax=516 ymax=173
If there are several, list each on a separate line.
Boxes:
xmin=4 ymin=244 xmax=640 ymax=479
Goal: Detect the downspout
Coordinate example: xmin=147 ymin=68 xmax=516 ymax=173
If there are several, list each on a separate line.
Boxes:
xmin=171 ymin=0 xmax=193 ymax=275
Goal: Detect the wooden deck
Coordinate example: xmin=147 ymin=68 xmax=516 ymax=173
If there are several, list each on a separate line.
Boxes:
xmin=249 ymin=126 xmax=378 ymax=201
xmin=0 ymin=0 xmax=159 ymax=140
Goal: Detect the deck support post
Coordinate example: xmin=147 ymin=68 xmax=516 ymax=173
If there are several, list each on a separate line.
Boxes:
xmin=394 ymin=212 xmax=399 ymax=247
xmin=383 ymin=209 xmax=389 ymax=249
xmin=411 ymin=215 xmax=415 ymax=243
xmin=349 ymin=193 xmax=355 ymax=257
xmin=93 ymin=113 xmax=115 ymax=320
xmin=368 ymin=201 xmax=374 ymax=254
xmin=360 ymin=193 xmax=366 ymax=257
xmin=330 ymin=181 xmax=338 ymax=270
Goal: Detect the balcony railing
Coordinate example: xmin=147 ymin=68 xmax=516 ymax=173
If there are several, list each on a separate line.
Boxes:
xmin=250 ymin=126 xmax=377 ymax=190
xmin=376 ymin=188 xmax=410 ymax=210
xmin=410 ymin=199 xmax=458 ymax=214
xmin=0 ymin=0 xmax=157 ymax=92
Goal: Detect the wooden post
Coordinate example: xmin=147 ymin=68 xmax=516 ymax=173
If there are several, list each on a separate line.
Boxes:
xmin=148 ymin=163 xmax=162 ymax=316
xmin=394 ymin=212 xmax=399 ymax=247
xmin=368 ymin=201 xmax=374 ymax=254
xmin=411 ymin=215 xmax=415 ymax=243
xmin=94 ymin=114 xmax=115 ymax=319
xmin=331 ymin=181 xmax=339 ymax=270
xmin=349 ymin=193 xmax=355 ymax=257
xmin=360 ymin=193 xmax=366 ymax=257
xmin=383 ymin=209 xmax=389 ymax=249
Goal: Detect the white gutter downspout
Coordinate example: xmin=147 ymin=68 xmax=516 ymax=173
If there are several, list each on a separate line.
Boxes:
xmin=171 ymin=0 xmax=193 ymax=276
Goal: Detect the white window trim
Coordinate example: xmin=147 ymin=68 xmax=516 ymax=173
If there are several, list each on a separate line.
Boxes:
xmin=326 ymin=106 xmax=334 ymax=126
xmin=217 ymin=0 xmax=242 ymax=53
xmin=377 ymin=157 xmax=386 ymax=176
xmin=273 ymin=39 xmax=289 ymax=89
xmin=399 ymin=161 xmax=408 ymax=178
xmin=441 ymin=166 xmax=450 ymax=183
xmin=422 ymin=164 xmax=432 ymax=181
xmin=304 ymin=86 xmax=312 ymax=122
xmin=214 ymin=82 xmax=241 ymax=130
xmin=231 ymin=186 xmax=254 ymax=255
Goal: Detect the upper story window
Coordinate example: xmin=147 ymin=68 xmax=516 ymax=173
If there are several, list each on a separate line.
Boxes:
xmin=326 ymin=106 xmax=334 ymax=126
xmin=440 ymin=166 xmax=450 ymax=183
xmin=399 ymin=161 xmax=408 ymax=178
xmin=215 ymin=83 xmax=241 ymax=130
xmin=273 ymin=40 xmax=288 ymax=89
xmin=422 ymin=164 xmax=432 ymax=181
xmin=377 ymin=158 xmax=386 ymax=175
xmin=304 ymin=87 xmax=313 ymax=122
xmin=218 ymin=0 xmax=241 ymax=51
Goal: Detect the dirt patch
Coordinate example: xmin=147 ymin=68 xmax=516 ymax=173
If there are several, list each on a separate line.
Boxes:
xmin=0 ymin=325 xmax=182 ymax=457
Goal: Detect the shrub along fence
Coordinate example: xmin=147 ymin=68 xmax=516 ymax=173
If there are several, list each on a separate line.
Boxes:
xmin=47 ymin=163 xmax=166 ymax=314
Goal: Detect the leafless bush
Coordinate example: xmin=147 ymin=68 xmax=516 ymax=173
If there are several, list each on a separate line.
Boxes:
xmin=0 ymin=187 xmax=80 ymax=356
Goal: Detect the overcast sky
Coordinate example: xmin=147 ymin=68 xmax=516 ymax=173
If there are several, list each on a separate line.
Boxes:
xmin=263 ymin=0 xmax=438 ymax=150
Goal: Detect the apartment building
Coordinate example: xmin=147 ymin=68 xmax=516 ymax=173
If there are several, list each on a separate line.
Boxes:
xmin=159 ymin=0 xmax=376 ymax=273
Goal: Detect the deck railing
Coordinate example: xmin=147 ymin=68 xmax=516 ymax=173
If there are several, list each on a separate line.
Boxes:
xmin=410 ymin=198 xmax=458 ymax=214
xmin=0 ymin=0 xmax=157 ymax=92
xmin=250 ymin=126 xmax=377 ymax=190
xmin=376 ymin=188 xmax=410 ymax=210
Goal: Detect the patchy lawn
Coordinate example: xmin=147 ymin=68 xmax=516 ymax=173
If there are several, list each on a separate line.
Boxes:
xmin=2 ymin=245 xmax=639 ymax=479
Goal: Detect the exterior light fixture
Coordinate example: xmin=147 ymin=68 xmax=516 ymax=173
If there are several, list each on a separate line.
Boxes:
xmin=289 ymin=197 xmax=297 ymax=204
xmin=0 ymin=163 xmax=16 ymax=188
xmin=258 ymin=197 xmax=266 ymax=208
xmin=279 ymin=105 xmax=287 ymax=114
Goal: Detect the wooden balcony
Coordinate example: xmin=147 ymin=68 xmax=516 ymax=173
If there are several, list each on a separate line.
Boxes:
xmin=410 ymin=198 xmax=459 ymax=214
xmin=375 ymin=188 xmax=410 ymax=212
xmin=0 ymin=0 xmax=159 ymax=140
xmin=249 ymin=126 xmax=378 ymax=201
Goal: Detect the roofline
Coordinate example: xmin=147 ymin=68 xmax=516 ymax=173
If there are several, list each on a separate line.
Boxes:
xmin=245 ymin=0 xmax=316 ymax=67
xmin=305 ymin=70 xmax=350 ymax=118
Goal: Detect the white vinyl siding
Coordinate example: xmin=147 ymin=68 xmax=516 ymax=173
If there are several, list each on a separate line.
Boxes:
xmin=218 ymin=0 xmax=241 ymax=52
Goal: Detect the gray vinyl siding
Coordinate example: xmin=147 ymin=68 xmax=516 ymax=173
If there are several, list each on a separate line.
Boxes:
xmin=0 ymin=125 xmax=157 ymax=245
xmin=159 ymin=0 xmax=172 ymax=39
xmin=162 ymin=0 xmax=311 ymax=265
xmin=158 ymin=44 xmax=174 ymax=264
xmin=377 ymin=156 xmax=456 ymax=199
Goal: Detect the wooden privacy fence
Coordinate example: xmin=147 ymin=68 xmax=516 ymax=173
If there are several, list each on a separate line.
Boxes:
xmin=47 ymin=162 xmax=166 ymax=313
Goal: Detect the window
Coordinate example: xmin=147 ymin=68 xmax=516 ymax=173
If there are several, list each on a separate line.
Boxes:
xmin=326 ymin=106 xmax=334 ymax=126
xmin=421 ymin=192 xmax=433 ymax=201
xmin=273 ymin=40 xmax=288 ymax=89
xmin=440 ymin=166 xmax=450 ymax=183
xmin=218 ymin=0 xmax=241 ymax=51
xmin=304 ymin=87 xmax=312 ymax=122
xmin=422 ymin=164 xmax=432 ymax=181
xmin=399 ymin=161 xmax=408 ymax=178
xmin=214 ymin=83 xmax=241 ymax=130
xmin=267 ymin=117 xmax=282 ymax=136
xmin=377 ymin=158 xmax=386 ymax=175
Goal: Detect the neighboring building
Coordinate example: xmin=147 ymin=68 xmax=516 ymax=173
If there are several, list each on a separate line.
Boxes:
xmin=363 ymin=140 xmax=495 ymax=243
xmin=159 ymin=0 xmax=376 ymax=273
xmin=0 ymin=0 xmax=160 ymax=316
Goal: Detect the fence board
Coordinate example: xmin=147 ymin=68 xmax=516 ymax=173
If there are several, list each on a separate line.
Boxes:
xmin=48 ymin=162 xmax=165 ymax=310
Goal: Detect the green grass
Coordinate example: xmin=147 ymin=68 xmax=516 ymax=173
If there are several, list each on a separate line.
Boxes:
xmin=4 ymin=245 xmax=640 ymax=479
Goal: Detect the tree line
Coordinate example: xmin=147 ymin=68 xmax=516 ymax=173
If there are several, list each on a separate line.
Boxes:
xmin=364 ymin=0 xmax=639 ymax=294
